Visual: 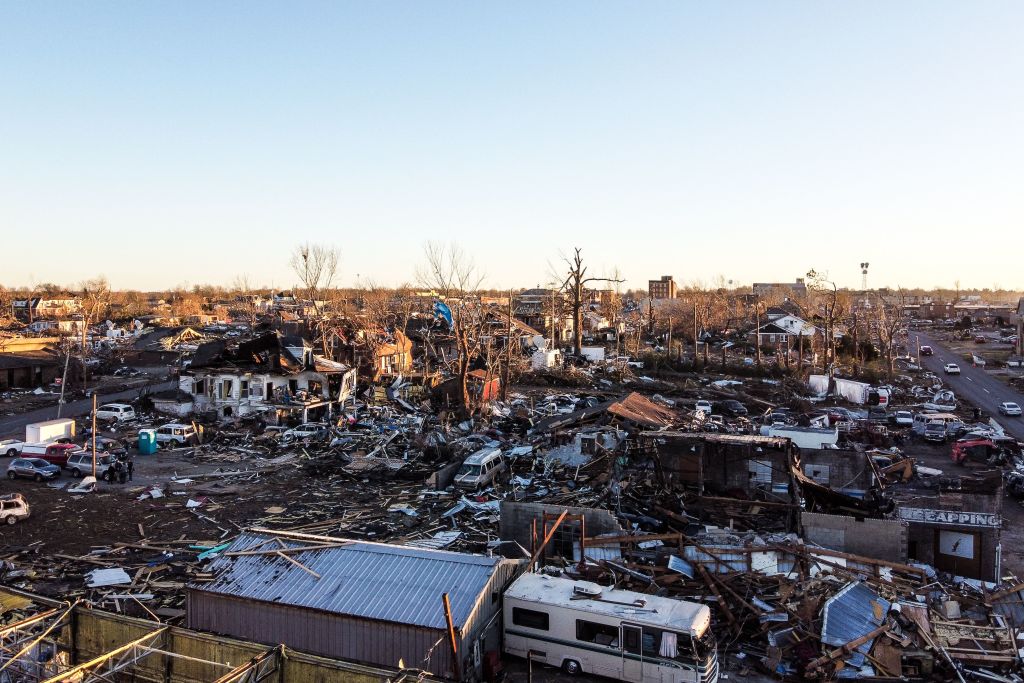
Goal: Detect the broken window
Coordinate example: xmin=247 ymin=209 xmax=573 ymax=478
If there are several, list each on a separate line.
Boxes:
xmin=748 ymin=459 xmax=772 ymax=486
xmin=512 ymin=608 xmax=549 ymax=631
xmin=240 ymin=379 xmax=249 ymax=397
xmin=576 ymin=620 xmax=618 ymax=647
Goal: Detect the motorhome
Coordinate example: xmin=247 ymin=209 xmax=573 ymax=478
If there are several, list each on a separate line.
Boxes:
xmin=504 ymin=573 xmax=718 ymax=682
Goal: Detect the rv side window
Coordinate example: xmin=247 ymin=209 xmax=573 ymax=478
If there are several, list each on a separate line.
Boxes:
xmin=576 ymin=620 xmax=618 ymax=646
xmin=512 ymin=608 xmax=549 ymax=631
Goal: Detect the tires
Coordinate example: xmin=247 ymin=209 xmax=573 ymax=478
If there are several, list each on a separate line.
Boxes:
xmin=5 ymin=515 xmax=16 ymax=525
xmin=71 ymin=468 xmax=82 ymax=478
xmin=170 ymin=439 xmax=181 ymax=448
xmin=562 ymin=660 xmax=582 ymax=676
xmin=7 ymin=472 xmax=15 ymax=480
xmin=33 ymin=473 xmax=43 ymax=482
xmin=5 ymin=449 xmax=16 ymax=457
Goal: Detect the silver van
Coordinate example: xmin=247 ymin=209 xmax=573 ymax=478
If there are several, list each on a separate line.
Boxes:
xmin=454 ymin=447 xmax=505 ymax=490
xmin=912 ymin=412 xmax=964 ymax=438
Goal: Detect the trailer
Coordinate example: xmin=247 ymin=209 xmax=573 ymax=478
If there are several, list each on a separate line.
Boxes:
xmin=504 ymin=573 xmax=718 ymax=682
xmin=25 ymin=418 xmax=75 ymax=444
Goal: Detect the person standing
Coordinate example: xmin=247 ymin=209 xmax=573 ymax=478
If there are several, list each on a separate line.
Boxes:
xmin=126 ymin=457 xmax=134 ymax=482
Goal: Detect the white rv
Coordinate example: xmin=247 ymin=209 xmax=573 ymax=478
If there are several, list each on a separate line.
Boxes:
xmin=504 ymin=573 xmax=718 ymax=682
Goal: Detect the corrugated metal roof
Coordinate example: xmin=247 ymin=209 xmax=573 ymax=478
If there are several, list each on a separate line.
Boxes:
xmin=193 ymin=532 xmax=507 ymax=630
xmin=820 ymin=581 xmax=890 ymax=668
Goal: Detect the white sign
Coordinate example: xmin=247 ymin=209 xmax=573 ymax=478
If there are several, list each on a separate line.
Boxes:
xmin=898 ymin=507 xmax=1000 ymax=528
xmin=938 ymin=530 xmax=975 ymax=559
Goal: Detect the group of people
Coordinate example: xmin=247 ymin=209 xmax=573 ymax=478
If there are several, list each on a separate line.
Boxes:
xmin=103 ymin=456 xmax=134 ymax=484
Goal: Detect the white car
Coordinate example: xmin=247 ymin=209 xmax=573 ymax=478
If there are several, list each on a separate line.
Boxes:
xmin=893 ymin=410 xmax=913 ymax=427
xmin=999 ymin=402 xmax=1022 ymax=416
xmin=944 ymin=363 xmax=961 ymax=375
xmin=695 ymin=400 xmax=712 ymax=415
xmin=94 ymin=403 xmax=136 ymax=422
xmin=0 ymin=493 xmax=30 ymax=525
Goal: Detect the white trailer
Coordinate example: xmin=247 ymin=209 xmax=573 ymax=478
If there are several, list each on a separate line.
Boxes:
xmin=760 ymin=425 xmax=839 ymax=449
xmin=25 ymin=418 xmax=75 ymax=444
xmin=580 ymin=346 xmax=606 ymax=362
xmin=504 ymin=573 xmax=718 ymax=682
xmin=808 ymin=375 xmax=890 ymax=407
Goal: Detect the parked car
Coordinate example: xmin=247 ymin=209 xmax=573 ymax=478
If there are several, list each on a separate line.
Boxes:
xmin=0 ymin=493 xmax=30 ymax=525
xmin=7 ymin=458 xmax=61 ymax=481
xmin=944 ymin=363 xmax=961 ymax=375
xmin=975 ymin=335 xmax=987 ymax=344
xmin=66 ymin=452 xmax=114 ymax=478
xmin=893 ymin=410 xmax=914 ymax=427
xmin=867 ymin=407 xmax=889 ymax=422
xmin=719 ymin=400 xmax=748 ymax=417
xmin=999 ymin=402 xmax=1022 ymax=416
xmin=283 ymin=423 xmax=330 ymax=440
xmin=94 ymin=403 xmax=136 ymax=422
xmin=695 ymin=400 xmax=712 ymax=415
xmin=154 ymin=423 xmax=198 ymax=448
xmin=920 ymin=345 xmax=933 ymax=356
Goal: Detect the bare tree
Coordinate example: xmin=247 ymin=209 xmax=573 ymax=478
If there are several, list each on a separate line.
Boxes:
xmin=559 ymin=248 xmax=623 ymax=356
xmin=806 ymin=270 xmax=848 ymax=380
xmin=79 ymin=277 xmax=111 ymax=351
xmin=417 ymin=242 xmax=485 ymax=416
xmin=232 ymin=275 xmax=264 ymax=330
xmin=872 ymin=288 xmax=907 ymax=379
xmin=290 ymin=243 xmax=341 ymax=356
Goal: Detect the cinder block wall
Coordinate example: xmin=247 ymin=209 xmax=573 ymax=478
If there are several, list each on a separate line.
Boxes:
xmin=801 ymin=511 xmax=908 ymax=562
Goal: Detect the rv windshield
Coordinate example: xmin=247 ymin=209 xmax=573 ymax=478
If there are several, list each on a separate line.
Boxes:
xmin=457 ymin=464 xmax=482 ymax=477
xmin=692 ymin=629 xmax=716 ymax=659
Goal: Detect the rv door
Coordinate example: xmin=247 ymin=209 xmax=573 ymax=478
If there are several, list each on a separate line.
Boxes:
xmin=621 ymin=624 xmax=643 ymax=682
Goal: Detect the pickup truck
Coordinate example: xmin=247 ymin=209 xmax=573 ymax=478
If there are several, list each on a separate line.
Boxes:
xmin=17 ymin=443 xmax=82 ymax=467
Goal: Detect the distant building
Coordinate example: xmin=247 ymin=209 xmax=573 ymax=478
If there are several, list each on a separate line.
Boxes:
xmin=648 ymin=275 xmax=677 ymax=300
xmin=752 ymin=279 xmax=807 ymax=297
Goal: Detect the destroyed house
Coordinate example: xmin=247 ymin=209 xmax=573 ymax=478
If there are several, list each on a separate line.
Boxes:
xmin=0 ymin=349 xmax=60 ymax=389
xmin=644 ymin=432 xmax=799 ymax=504
xmin=187 ymin=531 xmax=523 ymax=679
xmin=182 ymin=332 xmax=356 ymax=422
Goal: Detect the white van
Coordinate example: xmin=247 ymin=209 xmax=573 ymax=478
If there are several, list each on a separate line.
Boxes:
xmin=95 ymin=403 xmax=136 ymax=422
xmin=504 ymin=573 xmax=719 ymax=682
xmin=155 ymin=423 xmax=197 ymax=448
xmin=912 ymin=412 xmax=964 ymax=437
xmin=454 ymin=447 xmax=505 ymax=490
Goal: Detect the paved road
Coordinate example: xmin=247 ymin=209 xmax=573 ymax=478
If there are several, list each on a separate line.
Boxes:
xmin=0 ymin=380 xmax=177 ymax=438
xmin=912 ymin=330 xmax=1024 ymax=440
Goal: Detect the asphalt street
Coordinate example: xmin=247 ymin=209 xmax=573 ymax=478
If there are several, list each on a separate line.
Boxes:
xmin=0 ymin=380 xmax=177 ymax=439
xmin=913 ymin=330 xmax=1024 ymax=441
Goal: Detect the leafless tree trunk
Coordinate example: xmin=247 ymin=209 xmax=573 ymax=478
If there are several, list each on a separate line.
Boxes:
xmin=79 ymin=277 xmax=111 ymax=389
xmin=291 ymin=243 xmax=340 ymax=357
xmin=560 ymin=248 xmax=622 ymax=356
xmin=417 ymin=242 xmax=485 ymax=417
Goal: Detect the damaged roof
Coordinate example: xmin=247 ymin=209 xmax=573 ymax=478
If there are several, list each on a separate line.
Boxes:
xmin=606 ymin=392 xmax=678 ymax=428
xmin=193 ymin=531 xmax=512 ymax=630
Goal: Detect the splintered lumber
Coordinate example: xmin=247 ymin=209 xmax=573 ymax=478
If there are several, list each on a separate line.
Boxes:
xmin=805 ymin=624 xmax=890 ymax=673
xmin=698 ymin=565 xmax=740 ymax=636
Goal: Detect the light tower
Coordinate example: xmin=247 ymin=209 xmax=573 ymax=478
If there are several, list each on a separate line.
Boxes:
xmin=860 ymin=262 xmax=870 ymax=291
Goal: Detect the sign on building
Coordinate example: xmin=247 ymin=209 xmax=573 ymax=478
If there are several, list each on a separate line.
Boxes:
xmin=898 ymin=507 xmax=1000 ymax=528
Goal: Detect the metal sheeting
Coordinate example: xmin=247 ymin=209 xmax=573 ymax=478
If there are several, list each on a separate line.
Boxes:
xmin=195 ymin=532 xmax=507 ymax=630
xmin=820 ymin=581 xmax=891 ymax=668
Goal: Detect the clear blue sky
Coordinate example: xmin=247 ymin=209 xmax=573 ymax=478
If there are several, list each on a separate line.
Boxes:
xmin=2 ymin=2 xmax=1021 ymax=292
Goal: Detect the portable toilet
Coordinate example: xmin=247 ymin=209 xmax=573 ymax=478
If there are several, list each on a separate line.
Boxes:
xmin=137 ymin=429 xmax=158 ymax=455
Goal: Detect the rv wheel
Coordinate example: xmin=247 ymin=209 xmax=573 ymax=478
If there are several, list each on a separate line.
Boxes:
xmin=562 ymin=660 xmax=582 ymax=676
xmin=6 ymin=516 xmax=16 ymax=525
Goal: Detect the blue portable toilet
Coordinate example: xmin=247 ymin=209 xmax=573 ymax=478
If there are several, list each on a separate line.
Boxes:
xmin=138 ymin=429 xmax=158 ymax=455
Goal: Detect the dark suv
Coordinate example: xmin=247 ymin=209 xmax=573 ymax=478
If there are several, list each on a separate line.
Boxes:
xmin=720 ymin=400 xmax=748 ymax=417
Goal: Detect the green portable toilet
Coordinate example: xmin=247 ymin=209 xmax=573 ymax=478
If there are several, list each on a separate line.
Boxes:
xmin=138 ymin=429 xmax=158 ymax=455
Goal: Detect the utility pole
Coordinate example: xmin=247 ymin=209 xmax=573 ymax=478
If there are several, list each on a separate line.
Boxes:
xmin=502 ymin=289 xmax=512 ymax=401
xmin=91 ymin=394 xmax=97 ymax=480
xmin=666 ymin=317 xmax=673 ymax=361
xmin=693 ymin=302 xmax=698 ymax=368
xmin=56 ymin=343 xmax=71 ymax=418
xmin=754 ymin=298 xmax=762 ymax=367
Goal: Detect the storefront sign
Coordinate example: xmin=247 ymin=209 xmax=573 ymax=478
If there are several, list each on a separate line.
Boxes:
xmin=898 ymin=507 xmax=1000 ymax=528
